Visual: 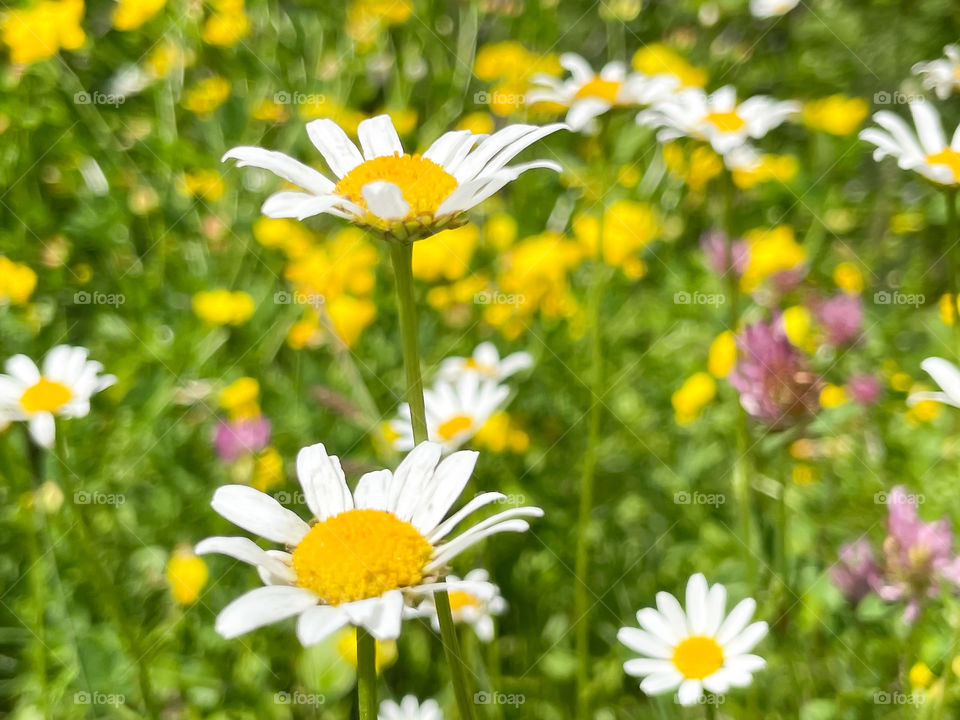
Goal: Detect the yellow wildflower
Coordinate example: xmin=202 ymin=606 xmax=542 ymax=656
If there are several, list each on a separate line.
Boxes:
xmin=167 ymin=546 xmax=208 ymax=605
xmin=251 ymin=98 xmax=288 ymax=123
xmin=193 ymin=289 xmax=254 ymax=326
xmin=202 ymin=0 xmax=249 ymax=47
xmin=731 ymin=154 xmax=799 ymax=189
xmin=662 ymin=143 xmax=723 ymax=192
xmin=145 ymin=40 xmax=189 ymax=78
xmin=909 ymin=662 xmax=934 ymax=689
xmin=182 ymin=76 xmax=230 ymax=116
xmin=252 ymin=447 xmax=284 ymax=492
xmin=739 ymin=225 xmax=805 ymax=292
xmin=457 ymin=111 xmax=495 ymax=135
xmin=219 ymin=377 xmax=260 ymax=419
xmin=708 ymin=331 xmax=737 ymax=378
xmin=412 ymin=225 xmax=478 ymax=282
xmin=573 ymin=199 xmax=660 ymax=275
xmin=906 ymin=393 xmax=940 ymax=424
xmin=782 ymin=305 xmax=812 ymax=347
xmin=112 ymin=0 xmax=165 ymax=30
xmin=284 ymin=227 xmax=378 ymax=300
xmin=632 ymin=44 xmax=707 ymax=88
xmin=347 ymin=0 xmax=412 ymax=46
xmin=474 ymin=42 xmax=562 ymax=116
xmin=940 ymin=293 xmax=959 ymax=326
xmin=890 ymin=372 xmax=912 ymax=393
xmin=0 ymin=257 xmax=38 ymax=305
xmin=802 ymin=95 xmax=869 ymax=136
xmin=335 ymin=627 xmax=397 ymax=673
xmin=326 ymin=295 xmax=377 ymax=348
xmin=484 ymin=212 xmax=518 ymax=250
xmin=426 ymin=273 xmax=491 ymax=312
xmin=177 ymin=170 xmax=225 ymax=200
xmin=833 ymin=262 xmax=864 ymax=295
xmin=287 ymin=315 xmax=322 ymax=350
xmin=672 ymin=372 xmax=716 ymax=425
xmin=890 ymin=212 xmax=925 ymax=235
xmin=819 ymin=383 xmax=846 ymax=408
xmin=791 ymin=463 xmax=817 ymax=485
xmin=1 ymin=0 xmax=85 ymax=65
xmin=474 ymin=411 xmax=529 ymax=453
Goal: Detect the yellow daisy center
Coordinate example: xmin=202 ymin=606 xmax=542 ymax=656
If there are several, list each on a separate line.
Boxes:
xmin=927 ymin=148 xmax=960 ymax=181
xmin=672 ymin=636 xmax=725 ymax=680
xmin=574 ymin=77 xmax=622 ymax=104
xmin=334 ymin=153 xmax=459 ymax=221
xmin=463 ymin=358 xmax=497 ymax=376
xmin=448 ymin=590 xmax=483 ymax=612
xmin=436 ymin=413 xmax=474 ymax=441
xmin=291 ymin=509 xmax=433 ymax=606
xmin=20 ymin=377 xmax=72 ymax=414
xmin=705 ymin=110 xmax=746 ymax=133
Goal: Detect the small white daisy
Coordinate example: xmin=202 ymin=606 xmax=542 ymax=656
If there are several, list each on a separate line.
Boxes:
xmin=0 ymin=345 xmax=116 ymax=448
xmin=749 ymin=0 xmax=800 ymax=19
xmin=413 ymin=568 xmax=507 ymax=642
xmin=859 ymin=100 xmax=960 ymax=185
xmin=617 ymin=573 xmax=768 ymax=706
xmin=195 ymin=441 xmax=543 ymax=645
xmin=637 ymin=86 xmax=799 ymax=155
xmin=388 ymin=373 xmax=510 ymax=454
xmin=436 ymin=342 xmax=533 ymax=383
xmin=222 ymin=114 xmax=566 ymax=240
xmin=907 ymin=357 xmax=960 ymax=408
xmin=379 ymin=696 xmax=443 ymax=720
xmin=526 ymin=53 xmax=678 ymax=132
xmin=913 ymin=45 xmax=960 ymax=100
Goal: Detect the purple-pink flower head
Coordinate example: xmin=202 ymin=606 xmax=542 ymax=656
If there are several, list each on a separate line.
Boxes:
xmin=700 ymin=229 xmax=749 ymax=277
xmin=831 ymin=538 xmax=881 ymax=605
xmin=847 ymin=373 xmax=881 ymax=405
xmin=728 ymin=317 xmax=821 ymax=427
xmin=213 ymin=416 xmax=271 ymax=462
xmin=814 ymin=294 xmax=864 ymax=346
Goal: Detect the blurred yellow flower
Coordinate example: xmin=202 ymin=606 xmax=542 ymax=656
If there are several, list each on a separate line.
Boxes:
xmin=731 ymin=153 xmax=798 ymax=189
xmin=347 ymin=0 xmax=412 ymax=46
xmin=112 ymin=0 xmax=165 ymax=30
xmin=426 ymin=273 xmax=490 ymax=313
xmin=833 ymin=262 xmax=864 ymax=295
xmin=474 ymin=41 xmax=562 ymax=116
xmin=484 ymin=212 xmax=518 ymax=250
xmin=708 ymin=331 xmax=737 ymax=378
xmin=906 ymin=395 xmax=940 ymax=424
xmin=632 ymin=44 xmax=707 ymax=88
xmin=909 ymin=662 xmax=934 ymax=689
xmin=286 ymin=315 xmax=323 ymax=350
xmin=740 ymin=225 xmax=805 ymax=292
xmin=325 ymin=295 xmax=376 ymax=348
xmin=474 ymin=411 xmax=529 ymax=453
xmin=890 ymin=212 xmax=925 ymax=235
xmin=145 ymin=40 xmax=189 ymax=78
xmin=457 ymin=111 xmax=495 ymax=135
xmin=1 ymin=0 xmax=85 ymax=65
xmin=573 ymin=199 xmax=660 ymax=276
xmin=335 ymin=627 xmax=397 ymax=673
xmin=663 ymin=143 xmax=723 ymax=192
xmin=251 ymin=98 xmax=288 ymax=123
xmin=412 ymin=225 xmax=478 ymax=282
xmin=202 ymin=0 xmax=249 ymax=47
xmin=296 ymin=96 xmax=365 ymax=134
xmin=782 ymin=305 xmax=812 ymax=347
xmin=802 ymin=95 xmax=869 ymax=136
xmin=819 ymin=383 xmax=846 ymax=408
xmin=940 ymin=293 xmax=959 ymax=326
xmin=177 ymin=170 xmax=225 ymax=200
xmin=167 ymin=546 xmax=208 ymax=605
xmin=380 ymin=107 xmax=417 ymax=136
xmin=193 ymin=289 xmax=255 ymax=326
xmin=183 ymin=76 xmax=230 ymax=116
xmin=253 ymin=217 xmax=316 ymax=257
xmin=0 ymin=257 xmax=37 ymax=305
xmin=890 ymin=372 xmax=912 ymax=393
xmin=791 ymin=463 xmax=817 ymax=485
xmin=252 ymin=447 xmax=284 ymax=492
xmin=284 ymin=227 xmax=378 ymax=300
xmin=219 ymin=376 xmax=260 ymax=418
xmin=672 ymin=372 xmax=716 ymax=425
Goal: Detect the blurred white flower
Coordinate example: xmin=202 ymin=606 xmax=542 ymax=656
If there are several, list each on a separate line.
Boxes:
xmin=637 ymin=86 xmax=798 ymax=155
xmin=412 ymin=568 xmax=507 ymax=642
xmin=526 ymin=52 xmax=678 ymax=132
xmin=913 ymin=45 xmax=960 ymax=100
xmin=379 ymin=696 xmax=443 ymax=720
xmin=436 ymin=342 xmax=533 ymax=383
xmin=907 ymin=357 xmax=960 ymax=408
xmin=617 ymin=573 xmax=768 ymax=706
xmin=222 ymin=114 xmax=565 ymax=239
xmin=860 ymin=100 xmax=960 ymax=185
xmin=0 ymin=345 xmax=116 ymax=448
xmin=749 ymin=0 xmax=800 ymax=19
xmin=388 ymin=373 xmax=510 ymax=454
xmin=195 ymin=442 xmax=543 ymax=645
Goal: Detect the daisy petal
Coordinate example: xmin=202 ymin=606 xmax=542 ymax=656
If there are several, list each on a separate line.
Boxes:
xmin=214 ymin=585 xmax=318 ymax=639
xmin=722 ymin=620 xmax=768 ymax=656
xmin=296 ymin=605 xmax=348 ymax=646
xmin=357 ymin=114 xmax=403 ymax=160
xmin=361 ymin=181 xmax=410 ymax=221
xmin=676 ymin=678 xmax=703 ymax=706
xmin=194 ymin=536 xmax=295 ymax=583
xmin=221 ymin=146 xmax=335 ymax=194
xmin=617 ymin=627 xmax=673 ymax=658
xmin=305 ymin=119 xmax=364 ymax=178
xmin=296 ymin=443 xmax=353 ymax=521
xmin=342 ymin=590 xmax=404 ymax=640
xmin=639 ymin=671 xmax=683 ymax=696
xmin=716 ymin=597 xmax=756 ymax=645
xmin=28 ymin=413 xmax=56 ymax=448
xmin=211 ymin=485 xmax=310 ymax=545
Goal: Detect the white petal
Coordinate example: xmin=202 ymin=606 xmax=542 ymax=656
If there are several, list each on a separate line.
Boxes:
xmin=296 ymin=605 xmax=349 ymax=646
xmin=617 ymin=626 xmax=673 ymax=659
xmin=305 ymin=119 xmax=364 ymax=178
xmin=639 ymin=671 xmax=683 ymax=695
xmin=910 ymin=100 xmax=946 ymax=153
xmin=409 ymin=450 xmax=479 ymax=533
xmin=722 ymin=620 xmax=768 ymax=656
xmin=353 ymin=469 xmax=392 ymax=511
xmin=261 ymin=191 xmax=347 ymax=220
xmin=342 ymin=590 xmax=405 ymax=640
xmin=221 ymin=146 xmax=335 ymax=194
xmin=921 ymin=357 xmax=960 ymax=403
xmin=726 ymin=653 xmax=766 ymax=673
xmin=28 ymin=413 xmax=56 ymax=448
xmin=559 ymin=53 xmax=595 ymax=84
xmin=211 ymin=485 xmax=310 ymax=545
xmin=426 ymin=491 xmax=507 ymax=543
xmin=704 ymin=583 xmax=727 ymax=636
xmin=214 ymin=585 xmax=318 ymax=638
xmin=194 ymin=536 xmax=295 ymax=583
xmin=425 ymin=519 xmax=531 ymax=571
xmin=623 ymin=658 xmax=675 ymax=677
xmin=676 ymin=678 xmax=703 ymax=706
xmin=423 ymin=130 xmax=479 ymax=171
xmin=637 ymin=608 xmax=681 ymax=645
xmin=567 ymin=98 xmax=610 ymax=130
xmin=5 ymin=355 xmax=40 ymax=385
xmin=295 ymin=443 xmax=353 ymax=521
xmin=655 ymin=592 xmax=688 ymax=635
xmin=716 ymin=597 xmax=756 ymax=645
xmin=356 ymin=114 xmax=403 ymax=160
xmin=388 ymin=442 xmax=443 ymax=518
xmin=361 ymin=181 xmax=410 ymax=221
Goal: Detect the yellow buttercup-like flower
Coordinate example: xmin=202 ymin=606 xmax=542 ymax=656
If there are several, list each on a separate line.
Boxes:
xmin=1 ymin=0 xmax=85 ymax=65
xmin=412 ymin=225 xmax=479 ymax=282
xmin=219 ymin=377 xmax=260 ymax=419
xmin=347 ymin=0 xmax=412 ymax=47
xmin=802 ymin=95 xmax=869 ymax=136
xmin=484 ymin=212 xmax=518 ymax=250
xmin=663 ymin=143 xmax=723 ymax=192
xmin=167 ymin=546 xmax=209 ymax=605
xmin=0 ymin=257 xmax=38 ymax=305
xmin=183 ymin=76 xmax=231 ymax=117
xmin=457 ymin=111 xmax=495 ymax=135
xmin=781 ymin=305 xmax=812 ymax=347
xmin=739 ymin=225 xmax=805 ymax=292
xmin=474 ymin=42 xmax=563 ymax=117
xmin=324 ymin=295 xmax=376 ymax=348
xmin=819 ymin=383 xmax=846 ymax=408
xmin=335 ymin=627 xmax=398 ymax=673
xmin=252 ymin=447 xmax=285 ymax=492
xmin=731 ymin=153 xmax=798 ymax=189
xmin=672 ymin=372 xmax=716 ymax=425
xmin=708 ymin=331 xmax=737 ymax=378
xmin=193 ymin=289 xmax=255 ymax=327
xmin=474 ymin=411 xmax=530 ymax=453
xmin=573 ymin=199 xmax=660 ymax=276
xmin=202 ymin=0 xmax=249 ymax=47
xmin=632 ymin=43 xmax=707 ymax=88
xmin=833 ymin=262 xmax=864 ymax=295
xmin=177 ymin=170 xmax=225 ymax=200
xmin=112 ymin=0 xmax=165 ymax=30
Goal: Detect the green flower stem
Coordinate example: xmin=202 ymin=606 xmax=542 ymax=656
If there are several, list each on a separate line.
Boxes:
xmin=356 ymin=628 xmax=378 ymax=720
xmin=388 ymin=239 xmax=476 ymax=720
xmin=21 ymin=427 xmax=48 ymax=715
xmin=934 ymin=619 xmax=960 ymax=720
xmin=945 ymin=188 xmax=959 ymax=355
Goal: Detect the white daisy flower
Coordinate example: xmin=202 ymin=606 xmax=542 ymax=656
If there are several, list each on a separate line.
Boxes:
xmin=0 ymin=345 xmax=116 ymax=448
xmin=913 ymin=45 xmax=960 ymax=100
xmin=907 ymin=357 xmax=960 ymax=408
xmin=388 ymin=374 xmax=510 ymax=454
xmin=637 ymin=86 xmax=799 ymax=155
xmin=222 ymin=114 xmax=566 ymax=240
xmin=413 ymin=568 xmax=507 ymax=642
xmin=379 ymin=696 xmax=443 ymax=720
xmin=859 ymin=100 xmax=960 ymax=185
xmin=526 ymin=53 xmax=678 ymax=132
xmin=617 ymin=573 xmax=768 ymax=706
xmin=195 ymin=441 xmax=543 ymax=645
xmin=749 ymin=0 xmax=800 ymax=19
xmin=436 ymin=342 xmax=533 ymax=383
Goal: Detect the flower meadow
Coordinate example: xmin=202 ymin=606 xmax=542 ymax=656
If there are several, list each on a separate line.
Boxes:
xmin=9 ymin=1 xmax=960 ymax=720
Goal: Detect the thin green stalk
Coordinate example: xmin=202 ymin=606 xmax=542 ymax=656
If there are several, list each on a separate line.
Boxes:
xmin=945 ymin=188 xmax=959 ymax=356
xmin=388 ymin=239 xmax=475 ymax=720
xmin=706 ymin=699 xmax=717 ymax=720
xmin=356 ymin=628 xmax=377 ymax=720
xmin=933 ymin=615 xmax=960 ymax=720
xmin=21 ymin=427 xmax=48 ymax=716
